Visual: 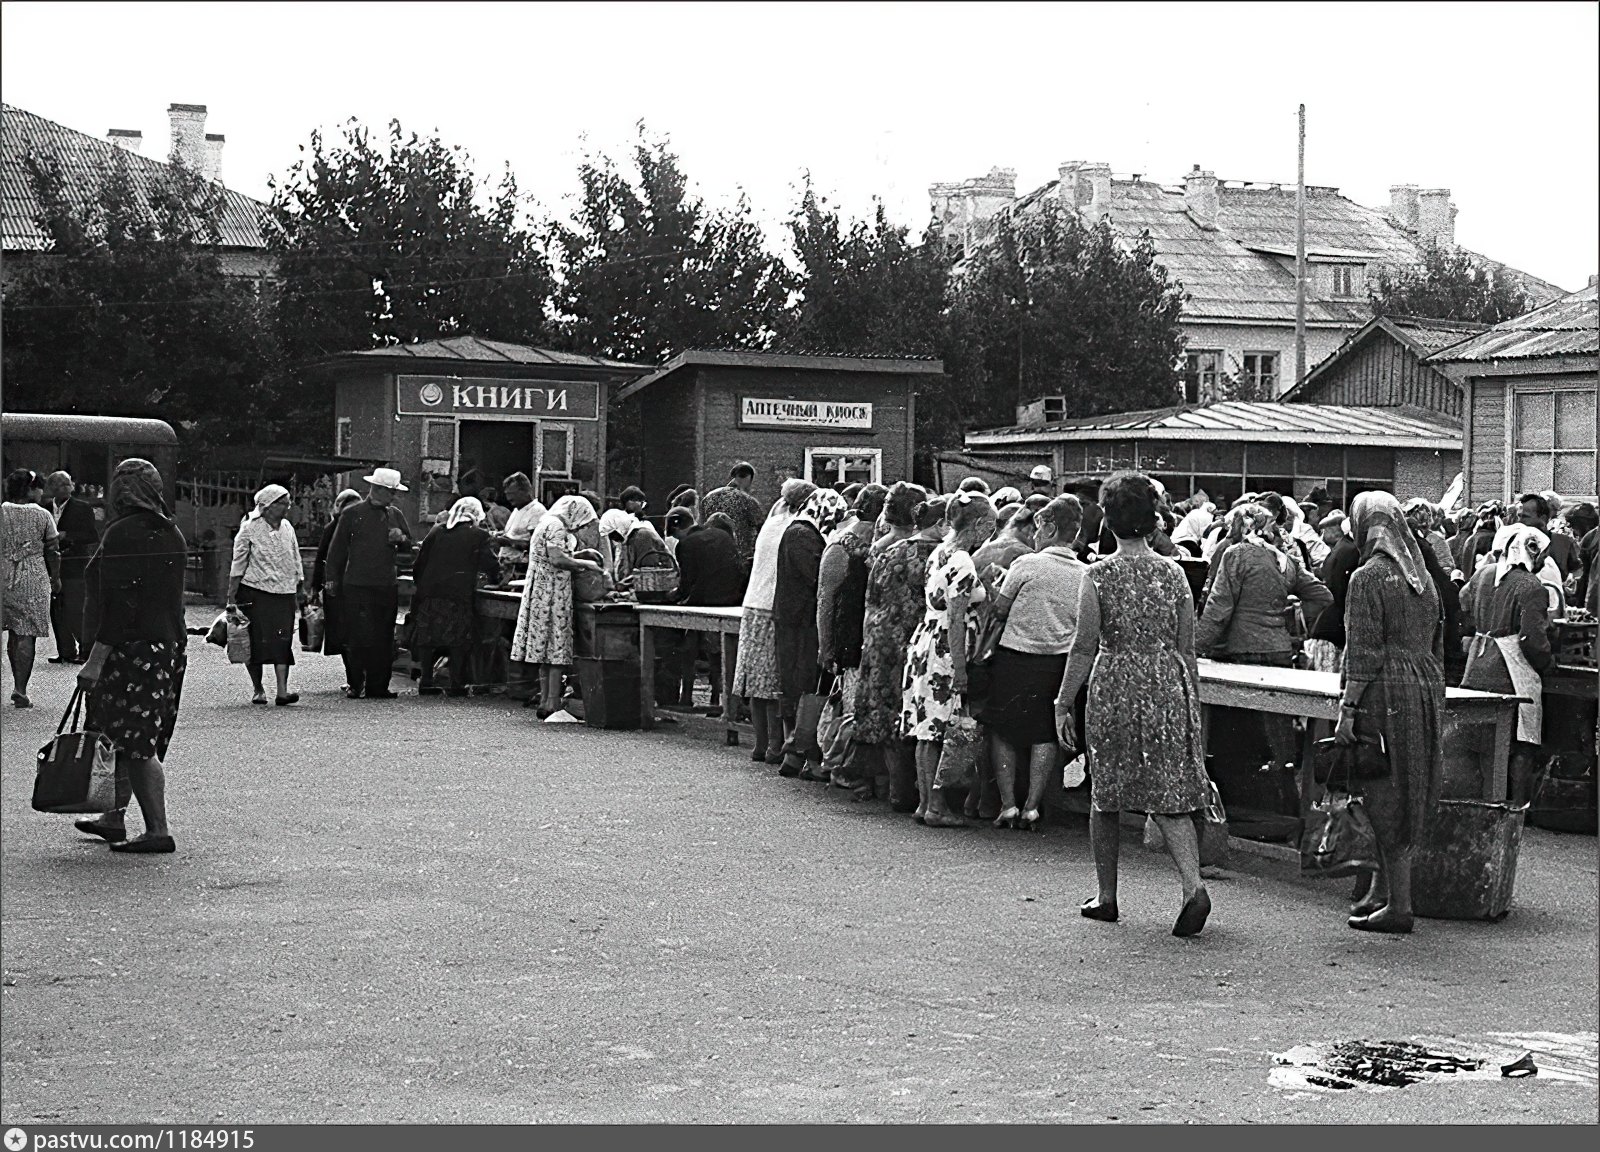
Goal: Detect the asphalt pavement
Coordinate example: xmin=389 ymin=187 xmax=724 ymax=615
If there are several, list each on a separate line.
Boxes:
xmin=2 ymin=615 xmax=1596 ymax=1123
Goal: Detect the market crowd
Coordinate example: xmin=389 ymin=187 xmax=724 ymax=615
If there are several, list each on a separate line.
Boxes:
xmin=7 ymin=457 xmax=1597 ymax=937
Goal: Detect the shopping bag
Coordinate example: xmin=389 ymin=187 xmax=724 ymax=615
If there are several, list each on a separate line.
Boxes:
xmin=225 ymin=611 xmax=252 ymax=665
xmin=299 ymin=602 xmax=325 ymax=653
xmin=1312 ymin=733 xmax=1390 ymax=785
xmin=1300 ymin=791 xmax=1380 ymax=879
xmin=934 ymin=713 xmax=980 ymax=792
xmin=1062 ymin=753 xmax=1087 ymax=790
xmin=33 ymin=688 xmax=118 ymax=814
xmin=790 ymin=682 xmax=829 ymax=762
xmin=573 ymin=568 xmax=615 ymax=604
xmin=205 ymin=612 xmax=229 ymax=648
xmin=816 ymin=686 xmax=847 ymax=759
xmin=820 ymin=710 xmax=856 ymax=776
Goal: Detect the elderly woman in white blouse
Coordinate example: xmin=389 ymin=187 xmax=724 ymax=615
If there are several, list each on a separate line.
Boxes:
xmin=228 ymin=484 xmax=306 ymax=706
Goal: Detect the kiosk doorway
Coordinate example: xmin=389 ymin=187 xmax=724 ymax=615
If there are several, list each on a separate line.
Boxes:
xmin=458 ymin=419 xmax=537 ymax=495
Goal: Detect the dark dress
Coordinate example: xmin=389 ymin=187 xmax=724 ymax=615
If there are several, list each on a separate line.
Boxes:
xmin=410 ymin=523 xmax=501 ymax=647
xmin=1342 ymin=553 xmax=1446 ymax=851
xmin=854 ymin=537 xmax=937 ymax=745
xmin=823 ymin=528 xmax=872 ymax=669
xmin=774 ymin=520 xmax=825 ymax=703
xmin=83 ymin=511 xmax=188 ymax=761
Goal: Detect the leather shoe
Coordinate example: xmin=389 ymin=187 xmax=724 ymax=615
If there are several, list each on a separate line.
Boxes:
xmin=74 ymin=818 xmax=126 ymax=843
xmin=1172 ymin=888 xmax=1212 ymax=937
xmin=1080 ymin=897 xmax=1119 ymax=923
xmin=110 ymin=835 xmax=176 ymax=854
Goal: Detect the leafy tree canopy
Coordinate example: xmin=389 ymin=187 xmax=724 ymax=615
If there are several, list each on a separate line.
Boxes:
xmin=1372 ymin=242 xmax=1533 ymax=326
xmin=1 ymin=151 xmax=284 ymax=460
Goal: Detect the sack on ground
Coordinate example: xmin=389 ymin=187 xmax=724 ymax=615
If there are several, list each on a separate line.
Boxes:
xmin=33 ymin=689 xmax=118 ymax=814
xmin=1300 ymin=790 xmax=1380 ymax=879
xmin=225 ymin=614 xmax=252 ymax=664
xmin=299 ymin=602 xmax=325 ymax=653
xmin=934 ymin=713 xmax=980 ymax=792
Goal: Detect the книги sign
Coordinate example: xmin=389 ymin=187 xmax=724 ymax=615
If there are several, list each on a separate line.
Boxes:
xmin=396 ymin=375 xmax=601 ymax=420
xmin=740 ymin=397 xmax=873 ymax=431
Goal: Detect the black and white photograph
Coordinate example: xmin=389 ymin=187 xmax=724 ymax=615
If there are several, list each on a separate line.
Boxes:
xmin=1 ymin=0 xmax=1596 ymax=1130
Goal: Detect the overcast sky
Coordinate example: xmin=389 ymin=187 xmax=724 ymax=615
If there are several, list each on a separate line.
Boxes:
xmin=4 ymin=1 xmax=1596 ymax=288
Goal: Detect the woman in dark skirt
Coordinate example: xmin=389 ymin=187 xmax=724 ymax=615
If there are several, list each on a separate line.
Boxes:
xmin=311 ymin=488 xmax=362 ymax=679
xmin=228 ymin=484 xmax=306 ymax=706
xmin=410 ymin=497 xmax=501 ymax=696
xmin=73 ymin=458 xmax=189 ymax=854
xmin=773 ymin=488 xmax=849 ymax=779
xmin=979 ymin=496 xmax=1088 ymax=831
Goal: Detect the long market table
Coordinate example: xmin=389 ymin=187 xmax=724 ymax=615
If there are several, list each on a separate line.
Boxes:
xmin=633 ymin=603 xmax=744 ymax=742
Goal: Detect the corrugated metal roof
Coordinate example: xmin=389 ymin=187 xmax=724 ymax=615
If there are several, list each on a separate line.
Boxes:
xmin=2 ymin=103 xmax=268 ymax=252
xmin=1426 ymin=284 xmax=1599 ymax=363
xmin=1389 ymin=316 xmax=1489 ymax=353
xmin=341 ymin=335 xmax=646 ymax=370
xmin=965 ymin=401 xmax=1461 ymax=450
xmin=1006 ymin=177 xmax=1567 ymax=326
xmin=618 ymin=349 xmax=944 ymax=402
xmin=1 ymin=412 xmax=179 ymax=446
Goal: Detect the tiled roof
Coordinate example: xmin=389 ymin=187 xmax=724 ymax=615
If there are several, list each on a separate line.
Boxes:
xmin=1008 ymin=177 xmax=1567 ymax=326
xmin=331 ymin=335 xmax=646 ymax=371
xmin=1426 ymin=284 xmax=1598 ymax=363
xmin=2 ymin=103 xmax=269 ymax=251
xmin=966 ymin=400 xmax=1461 ymax=450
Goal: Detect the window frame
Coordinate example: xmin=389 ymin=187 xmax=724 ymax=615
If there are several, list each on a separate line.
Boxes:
xmin=1240 ymin=351 xmax=1280 ymax=398
xmin=1508 ymin=384 xmax=1598 ymax=502
xmin=1181 ymin=349 xmax=1224 ymax=404
xmin=804 ymin=446 xmax=883 ymax=487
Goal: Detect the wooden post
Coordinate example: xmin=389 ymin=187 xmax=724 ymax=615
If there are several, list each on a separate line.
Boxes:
xmin=1295 ymin=104 xmax=1308 ymax=388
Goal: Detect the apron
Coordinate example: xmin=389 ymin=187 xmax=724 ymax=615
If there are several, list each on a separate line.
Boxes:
xmin=1465 ymin=632 xmax=1543 ymax=744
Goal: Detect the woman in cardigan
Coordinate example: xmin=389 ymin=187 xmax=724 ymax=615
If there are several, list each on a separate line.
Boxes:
xmin=1336 ymin=491 xmax=1446 ymax=934
xmin=410 ymin=497 xmax=502 ymax=697
xmin=228 ymin=484 xmax=306 ymax=706
xmin=775 ymin=487 xmax=850 ymax=779
xmin=732 ymin=478 xmax=815 ymax=764
xmin=73 ymin=459 xmax=189 ymax=854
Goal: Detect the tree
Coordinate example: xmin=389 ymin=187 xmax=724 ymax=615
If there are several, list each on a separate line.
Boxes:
xmin=1371 ymin=242 xmax=1533 ymax=325
xmin=944 ymin=206 xmax=1187 ymax=428
xmin=1 ymin=150 xmax=285 ymax=461
xmin=267 ymin=119 xmax=553 ymax=364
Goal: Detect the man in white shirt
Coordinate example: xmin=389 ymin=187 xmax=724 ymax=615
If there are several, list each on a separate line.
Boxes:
xmin=490 ymin=472 xmax=545 ymax=576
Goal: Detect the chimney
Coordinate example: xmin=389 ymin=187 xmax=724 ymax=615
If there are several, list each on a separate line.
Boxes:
xmin=204 ymin=133 xmax=225 ymax=183
xmin=106 ymin=128 xmax=142 ymax=154
xmin=1417 ymin=188 xmax=1456 ymax=250
xmin=1083 ymin=162 xmax=1112 ymax=220
xmin=1057 ymin=160 xmax=1084 ymax=209
xmin=1184 ymin=165 xmax=1219 ymax=230
xmin=167 ymin=103 xmax=207 ymax=172
xmin=1388 ymin=184 xmax=1419 ymax=231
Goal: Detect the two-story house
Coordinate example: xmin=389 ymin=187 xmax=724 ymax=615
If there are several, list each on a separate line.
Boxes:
xmin=930 ymin=163 xmax=1566 ymax=401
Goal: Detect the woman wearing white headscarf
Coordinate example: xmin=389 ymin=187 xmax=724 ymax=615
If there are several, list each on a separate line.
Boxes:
xmin=1335 ymin=491 xmax=1446 ymax=934
xmin=774 ymin=487 xmax=850 ymax=779
xmin=732 ymin=478 xmax=816 ymax=764
xmin=511 ymin=495 xmax=603 ymax=717
xmin=1459 ymin=523 xmax=1553 ymax=805
xmin=410 ymin=497 xmax=502 ymax=697
xmin=228 ymin=483 xmax=304 ymax=705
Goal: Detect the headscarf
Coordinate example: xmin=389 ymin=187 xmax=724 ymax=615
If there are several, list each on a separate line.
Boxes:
xmin=109 ymin=458 xmax=169 ymax=520
xmin=1491 ymin=524 xmax=1550 ymax=586
xmin=744 ymin=497 xmax=801 ymax=611
xmin=797 ymin=488 xmax=849 ymax=536
xmin=445 ymin=496 xmax=486 ymax=530
xmin=1402 ymin=498 xmax=1436 ymax=537
xmin=598 ymin=508 xmax=639 ymax=541
xmin=249 ymin=483 xmax=290 ymax=520
xmin=1228 ymin=502 xmax=1288 ymax=572
xmin=1349 ymin=491 xmax=1430 ymax=595
xmin=333 ymin=488 xmax=362 ymax=516
xmin=549 ymin=494 xmax=598 ymax=533
xmin=991 ymin=486 xmax=1023 ymax=506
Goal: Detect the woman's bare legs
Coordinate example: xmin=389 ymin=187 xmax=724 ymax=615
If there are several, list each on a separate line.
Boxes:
xmin=7 ymin=633 xmax=37 ymax=701
xmin=1021 ymin=743 xmax=1057 ymax=820
xmin=1152 ymin=814 xmax=1204 ymax=903
xmin=1085 ymin=810 xmax=1121 ymax=913
xmin=991 ymin=732 xmax=1020 ymax=824
xmin=124 ymin=755 xmax=169 ymax=840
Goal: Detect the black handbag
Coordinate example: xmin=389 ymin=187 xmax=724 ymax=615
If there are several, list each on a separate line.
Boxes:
xmin=33 ymin=688 xmax=118 ymax=814
xmin=1312 ymin=731 xmax=1390 ymax=784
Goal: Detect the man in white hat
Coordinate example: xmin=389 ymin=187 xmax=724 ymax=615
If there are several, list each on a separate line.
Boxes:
xmin=324 ymin=468 xmax=415 ymax=698
xmin=1028 ymin=464 xmax=1055 ymax=498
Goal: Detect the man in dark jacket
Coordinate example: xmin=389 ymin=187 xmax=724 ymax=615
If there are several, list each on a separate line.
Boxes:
xmin=324 ymin=469 xmax=415 ymax=699
xmin=661 ymin=508 xmax=748 ymax=715
xmin=45 ymin=471 xmax=100 ymax=663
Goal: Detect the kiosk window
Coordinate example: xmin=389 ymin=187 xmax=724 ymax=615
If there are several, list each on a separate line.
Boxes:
xmin=541 ymin=426 xmax=573 ymax=477
xmin=805 ymin=447 xmax=882 ymax=488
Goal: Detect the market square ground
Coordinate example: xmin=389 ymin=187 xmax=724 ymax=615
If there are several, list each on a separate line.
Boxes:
xmin=2 ymin=615 xmax=1595 ymax=1124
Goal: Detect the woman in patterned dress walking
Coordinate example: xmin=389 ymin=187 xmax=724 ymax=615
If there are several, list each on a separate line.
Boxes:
xmin=1058 ymin=472 xmax=1212 ymax=937
xmin=2 ymin=469 xmax=61 ymax=708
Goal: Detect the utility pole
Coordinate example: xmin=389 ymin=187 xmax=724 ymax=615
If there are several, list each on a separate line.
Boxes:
xmin=1295 ymin=103 xmax=1307 ymax=389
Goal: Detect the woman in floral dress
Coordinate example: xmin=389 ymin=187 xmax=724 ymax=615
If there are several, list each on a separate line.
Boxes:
xmin=1058 ymin=471 xmax=1212 ymax=937
xmin=900 ymin=492 xmax=997 ymax=827
xmin=511 ymin=495 xmax=602 ymax=718
xmin=3 ymin=469 xmax=60 ymax=708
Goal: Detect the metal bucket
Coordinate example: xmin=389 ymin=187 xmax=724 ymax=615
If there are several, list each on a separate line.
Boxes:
xmin=1413 ymin=799 xmax=1525 ymax=921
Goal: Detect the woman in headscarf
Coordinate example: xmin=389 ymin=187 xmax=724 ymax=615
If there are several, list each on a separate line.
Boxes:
xmin=2 ymin=468 xmax=60 ymax=708
xmin=410 ymin=497 xmax=502 ymax=697
xmin=311 ymin=488 xmax=363 ymax=692
xmin=227 ymin=483 xmax=305 ymax=706
xmin=510 ymin=494 xmax=603 ymax=718
xmin=732 ymin=478 xmax=815 ymax=764
xmin=816 ymin=484 xmax=889 ymax=795
xmin=851 ymin=484 xmax=933 ymax=808
xmin=72 ymin=459 xmax=188 ymax=854
xmin=1459 ymin=524 xmax=1553 ymax=805
xmin=1197 ymin=502 xmax=1331 ymax=809
xmin=774 ymin=487 xmax=850 ymax=779
xmin=1405 ymin=499 xmax=1455 ymax=576
xmin=901 ymin=490 xmax=997 ymax=826
xmin=1335 ymin=491 xmax=1446 ymax=934
xmin=1304 ymin=510 xmax=1359 ymax=674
